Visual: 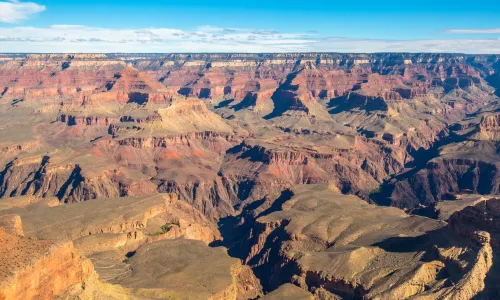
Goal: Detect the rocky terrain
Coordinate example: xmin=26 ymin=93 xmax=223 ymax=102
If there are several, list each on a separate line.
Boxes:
xmin=0 ymin=52 xmax=499 ymax=299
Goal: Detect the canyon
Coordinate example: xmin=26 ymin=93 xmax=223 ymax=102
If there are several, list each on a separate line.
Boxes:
xmin=0 ymin=52 xmax=499 ymax=299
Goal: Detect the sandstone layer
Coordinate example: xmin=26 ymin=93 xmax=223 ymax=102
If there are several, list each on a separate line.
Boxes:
xmin=0 ymin=228 xmax=95 ymax=300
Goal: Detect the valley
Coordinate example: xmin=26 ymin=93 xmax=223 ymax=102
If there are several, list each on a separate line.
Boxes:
xmin=0 ymin=52 xmax=499 ymax=299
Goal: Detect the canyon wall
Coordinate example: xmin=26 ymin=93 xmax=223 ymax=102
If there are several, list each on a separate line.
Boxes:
xmin=0 ymin=52 xmax=500 ymax=298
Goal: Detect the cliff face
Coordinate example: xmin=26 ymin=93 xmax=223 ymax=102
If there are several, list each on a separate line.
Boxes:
xmin=0 ymin=228 xmax=95 ymax=300
xmin=220 ymin=185 xmax=500 ymax=299
xmin=220 ymin=136 xmax=405 ymax=199
xmin=475 ymin=114 xmax=500 ymax=141
xmin=388 ymin=157 xmax=500 ymax=209
xmin=449 ymin=198 xmax=500 ymax=247
xmin=377 ymin=124 xmax=500 ymax=210
xmin=0 ymin=52 xmax=498 ymax=213
xmin=0 ymin=193 xmax=252 ymax=299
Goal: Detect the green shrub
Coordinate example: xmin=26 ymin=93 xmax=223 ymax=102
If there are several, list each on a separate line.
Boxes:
xmin=148 ymin=222 xmax=180 ymax=236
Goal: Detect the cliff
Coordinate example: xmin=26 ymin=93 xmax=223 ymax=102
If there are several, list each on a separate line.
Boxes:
xmin=221 ymin=184 xmax=500 ymax=299
xmin=0 ymin=228 xmax=95 ymax=300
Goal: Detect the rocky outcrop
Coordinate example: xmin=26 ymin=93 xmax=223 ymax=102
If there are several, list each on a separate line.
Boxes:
xmin=439 ymin=240 xmax=493 ymax=300
xmin=413 ymin=199 xmax=500 ymax=299
xmin=4 ymin=194 xmax=172 ymax=241
xmin=0 ymin=193 xmax=221 ymax=250
xmin=449 ymin=198 xmax=500 ymax=247
xmin=0 ymin=156 xmax=157 ymax=204
xmin=116 ymin=131 xmax=238 ymax=148
xmin=113 ymin=239 xmax=262 ymax=300
xmin=385 ymin=138 xmax=500 ymax=209
xmin=474 ymin=114 xmax=500 ymax=141
xmin=390 ymin=158 xmax=499 ymax=209
xmin=222 ymin=184 xmax=500 ymax=299
xmin=57 ymin=114 xmax=121 ymax=126
xmin=0 ymin=228 xmax=95 ymax=300
xmin=221 ymin=185 xmax=445 ymax=296
xmin=0 ymin=214 xmax=24 ymax=236
xmin=221 ymin=137 xmax=405 ymax=199
xmin=261 ymin=283 xmax=314 ymax=299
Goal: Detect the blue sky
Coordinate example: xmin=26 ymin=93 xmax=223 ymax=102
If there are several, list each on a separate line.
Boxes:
xmin=0 ymin=0 xmax=499 ymax=53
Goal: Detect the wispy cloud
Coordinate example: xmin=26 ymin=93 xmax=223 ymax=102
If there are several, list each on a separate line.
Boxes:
xmin=0 ymin=25 xmax=499 ymax=53
xmin=314 ymin=38 xmax=500 ymax=54
xmin=0 ymin=25 xmax=316 ymax=52
xmin=50 ymin=25 xmax=86 ymax=29
xmin=0 ymin=0 xmax=45 ymax=23
xmin=446 ymin=28 xmax=500 ymax=34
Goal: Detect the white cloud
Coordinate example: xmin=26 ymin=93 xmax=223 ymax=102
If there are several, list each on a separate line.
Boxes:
xmin=0 ymin=25 xmax=316 ymax=52
xmin=446 ymin=28 xmax=500 ymax=34
xmin=50 ymin=25 xmax=86 ymax=29
xmin=0 ymin=0 xmax=45 ymax=23
xmin=314 ymin=38 xmax=500 ymax=54
xmin=195 ymin=25 xmax=245 ymax=33
xmin=0 ymin=25 xmax=499 ymax=53
xmin=196 ymin=25 xmax=227 ymax=32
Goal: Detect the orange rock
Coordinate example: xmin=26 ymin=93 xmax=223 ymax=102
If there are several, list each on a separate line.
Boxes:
xmin=0 ymin=215 xmax=24 ymax=236
xmin=0 ymin=230 xmax=95 ymax=300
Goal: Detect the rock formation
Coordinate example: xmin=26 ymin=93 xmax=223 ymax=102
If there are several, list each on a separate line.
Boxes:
xmin=0 ymin=227 xmax=95 ymax=300
xmin=0 ymin=52 xmax=500 ymax=299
